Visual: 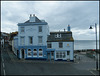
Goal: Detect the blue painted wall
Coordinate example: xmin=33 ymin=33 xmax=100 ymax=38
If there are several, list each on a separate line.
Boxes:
xmin=18 ymin=46 xmax=47 ymax=59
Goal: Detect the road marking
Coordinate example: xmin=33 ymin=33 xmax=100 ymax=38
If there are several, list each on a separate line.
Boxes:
xmin=3 ymin=63 xmax=5 ymax=68
xmin=90 ymin=71 xmax=96 ymax=76
xmin=3 ymin=69 xmax=6 ymax=76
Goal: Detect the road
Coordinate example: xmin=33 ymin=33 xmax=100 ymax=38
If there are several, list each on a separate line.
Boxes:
xmin=1 ymin=43 xmax=99 ymax=75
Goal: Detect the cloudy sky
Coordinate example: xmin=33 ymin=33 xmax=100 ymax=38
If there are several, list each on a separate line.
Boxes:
xmin=1 ymin=1 xmax=99 ymax=40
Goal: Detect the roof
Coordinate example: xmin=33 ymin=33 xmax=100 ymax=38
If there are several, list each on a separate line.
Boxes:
xmin=18 ymin=15 xmax=48 ymax=26
xmin=47 ymin=31 xmax=74 ymax=42
xmin=25 ymin=16 xmax=41 ymax=23
xmin=50 ymin=31 xmax=72 ymax=34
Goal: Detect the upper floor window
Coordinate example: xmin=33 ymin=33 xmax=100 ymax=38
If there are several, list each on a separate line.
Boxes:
xmin=20 ymin=27 xmax=25 ymax=33
xmin=38 ymin=26 xmax=42 ymax=32
xmin=38 ymin=36 xmax=42 ymax=44
xmin=55 ymin=34 xmax=61 ymax=38
xmin=20 ymin=37 xmax=25 ymax=45
xmin=67 ymin=51 xmax=70 ymax=55
xmin=47 ymin=42 xmax=52 ymax=48
xmin=29 ymin=37 xmax=33 ymax=45
xmin=59 ymin=42 xmax=63 ymax=48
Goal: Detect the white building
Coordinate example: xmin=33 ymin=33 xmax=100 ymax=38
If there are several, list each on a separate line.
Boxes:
xmin=13 ymin=14 xmax=74 ymax=61
xmin=16 ymin=14 xmax=49 ymax=59
xmin=47 ymin=25 xmax=74 ymax=61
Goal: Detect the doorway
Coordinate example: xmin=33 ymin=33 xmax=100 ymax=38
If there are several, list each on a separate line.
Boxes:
xmin=47 ymin=52 xmax=50 ymax=60
xmin=51 ymin=51 xmax=54 ymax=60
xmin=21 ymin=49 xmax=25 ymax=59
xmin=17 ymin=50 xmax=19 ymax=58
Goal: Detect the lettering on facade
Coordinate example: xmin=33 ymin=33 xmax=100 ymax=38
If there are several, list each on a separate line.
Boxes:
xmin=26 ymin=28 xmax=36 ymax=31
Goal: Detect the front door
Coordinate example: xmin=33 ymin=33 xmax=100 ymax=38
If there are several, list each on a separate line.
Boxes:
xmin=51 ymin=51 xmax=54 ymax=60
xmin=67 ymin=51 xmax=70 ymax=60
xmin=47 ymin=53 xmax=50 ymax=60
xmin=21 ymin=49 xmax=24 ymax=59
xmin=17 ymin=50 xmax=19 ymax=58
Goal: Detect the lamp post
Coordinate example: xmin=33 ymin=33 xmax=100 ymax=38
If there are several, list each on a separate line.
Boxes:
xmin=89 ymin=23 xmax=98 ymax=70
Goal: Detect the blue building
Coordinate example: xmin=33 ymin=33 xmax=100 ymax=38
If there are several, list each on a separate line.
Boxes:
xmin=13 ymin=14 xmax=74 ymax=61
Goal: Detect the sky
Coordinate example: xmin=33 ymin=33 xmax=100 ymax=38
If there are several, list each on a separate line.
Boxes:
xmin=1 ymin=1 xmax=99 ymax=40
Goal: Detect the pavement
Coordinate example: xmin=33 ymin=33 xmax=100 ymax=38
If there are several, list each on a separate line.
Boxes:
xmin=1 ymin=43 xmax=100 ymax=75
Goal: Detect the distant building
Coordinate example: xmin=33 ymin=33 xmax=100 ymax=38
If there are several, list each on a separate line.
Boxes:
xmin=13 ymin=14 xmax=74 ymax=61
xmin=1 ymin=32 xmax=9 ymax=48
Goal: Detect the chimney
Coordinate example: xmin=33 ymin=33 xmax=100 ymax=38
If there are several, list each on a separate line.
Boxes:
xmin=29 ymin=14 xmax=35 ymax=22
xmin=68 ymin=24 xmax=71 ymax=31
xmin=30 ymin=14 xmax=32 ymax=17
xmin=33 ymin=14 xmax=35 ymax=17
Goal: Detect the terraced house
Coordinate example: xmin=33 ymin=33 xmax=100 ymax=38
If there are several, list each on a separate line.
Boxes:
xmin=13 ymin=14 xmax=74 ymax=61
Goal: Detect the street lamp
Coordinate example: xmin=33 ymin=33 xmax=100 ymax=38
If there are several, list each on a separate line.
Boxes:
xmin=89 ymin=23 xmax=99 ymax=70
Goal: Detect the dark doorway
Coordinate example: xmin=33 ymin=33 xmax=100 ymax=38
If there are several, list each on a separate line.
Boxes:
xmin=17 ymin=50 xmax=19 ymax=58
xmin=47 ymin=52 xmax=50 ymax=60
xmin=21 ymin=49 xmax=24 ymax=58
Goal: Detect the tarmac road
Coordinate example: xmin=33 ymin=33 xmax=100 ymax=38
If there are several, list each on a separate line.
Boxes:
xmin=1 ymin=43 xmax=99 ymax=75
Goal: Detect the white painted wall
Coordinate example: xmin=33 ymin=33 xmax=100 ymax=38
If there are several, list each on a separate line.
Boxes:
xmin=52 ymin=42 xmax=74 ymax=50
xmin=52 ymin=42 xmax=74 ymax=60
xmin=18 ymin=24 xmax=49 ymax=46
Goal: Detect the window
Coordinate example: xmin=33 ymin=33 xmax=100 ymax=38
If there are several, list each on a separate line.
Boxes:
xmin=33 ymin=49 xmax=37 ymax=57
xmin=20 ymin=27 xmax=24 ymax=33
xmin=20 ymin=37 xmax=25 ymax=45
xmin=62 ymin=52 xmax=66 ymax=58
xmin=56 ymin=52 xmax=59 ymax=58
xmin=60 ymin=52 xmax=62 ymax=58
xmin=56 ymin=51 xmax=66 ymax=59
xmin=47 ymin=42 xmax=52 ymax=48
xmin=39 ymin=52 xmax=43 ymax=56
xmin=39 ymin=49 xmax=43 ymax=57
xmin=38 ymin=26 xmax=42 ymax=32
xmin=67 ymin=51 xmax=70 ymax=55
xmin=59 ymin=42 xmax=63 ymax=48
xmin=55 ymin=34 xmax=61 ymax=38
xmin=38 ymin=36 xmax=42 ymax=44
xmin=29 ymin=37 xmax=33 ymax=45
xmin=27 ymin=49 xmax=32 ymax=57
xmin=51 ymin=52 xmax=54 ymax=56
xmin=33 ymin=49 xmax=37 ymax=51
xmin=39 ymin=49 xmax=42 ymax=51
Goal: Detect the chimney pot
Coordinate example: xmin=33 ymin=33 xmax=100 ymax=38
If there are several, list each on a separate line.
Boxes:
xmin=68 ymin=24 xmax=71 ymax=31
xmin=30 ymin=14 xmax=32 ymax=17
xmin=33 ymin=14 xmax=35 ymax=16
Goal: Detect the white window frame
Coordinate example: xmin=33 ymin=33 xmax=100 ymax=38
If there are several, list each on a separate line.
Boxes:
xmin=33 ymin=49 xmax=37 ymax=57
xmin=20 ymin=36 xmax=25 ymax=46
xmin=47 ymin=42 xmax=52 ymax=48
xmin=38 ymin=26 xmax=42 ymax=32
xmin=20 ymin=27 xmax=25 ymax=33
xmin=55 ymin=34 xmax=61 ymax=38
xmin=59 ymin=42 xmax=63 ymax=48
xmin=38 ymin=36 xmax=43 ymax=44
xmin=38 ymin=49 xmax=43 ymax=57
xmin=27 ymin=49 xmax=32 ymax=57
xmin=56 ymin=51 xmax=66 ymax=59
xmin=29 ymin=36 xmax=33 ymax=45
